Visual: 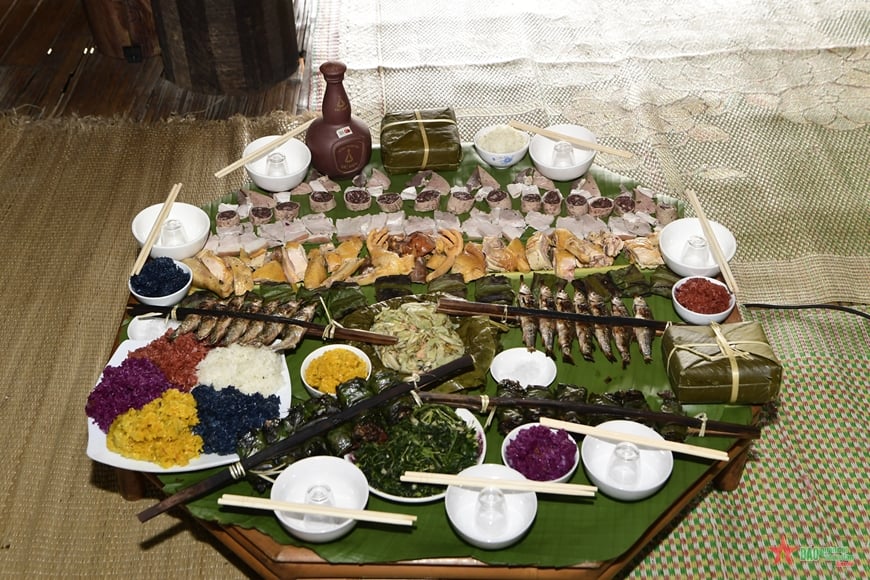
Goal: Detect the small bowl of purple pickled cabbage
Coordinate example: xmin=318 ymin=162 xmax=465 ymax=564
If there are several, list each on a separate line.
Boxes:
xmin=501 ymin=423 xmax=580 ymax=484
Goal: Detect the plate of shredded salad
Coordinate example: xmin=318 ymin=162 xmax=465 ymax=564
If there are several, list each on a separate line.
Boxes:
xmin=85 ymin=338 xmax=292 ymax=473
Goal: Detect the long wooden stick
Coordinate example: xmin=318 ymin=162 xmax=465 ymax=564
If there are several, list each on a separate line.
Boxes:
xmin=541 ymin=417 xmax=730 ymax=462
xmin=214 ymin=118 xmax=317 ymax=178
xmin=401 ymin=472 xmax=596 ymax=497
xmin=436 ymin=297 xmax=669 ymax=331
xmin=131 ymin=183 xmax=182 ymax=276
xmin=509 ymin=120 xmax=634 ymax=159
xmin=137 ymin=354 xmax=475 ymax=522
xmin=685 ymin=189 xmax=739 ymax=295
xmin=414 ymin=391 xmax=761 ymax=439
xmin=218 ymin=494 xmax=417 ymax=526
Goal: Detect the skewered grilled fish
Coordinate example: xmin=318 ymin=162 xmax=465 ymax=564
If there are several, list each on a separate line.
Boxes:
xmin=517 ymin=276 xmax=538 ymax=351
xmin=588 ymin=290 xmax=616 ymax=363
xmin=571 ymin=280 xmax=596 ymax=362
xmin=610 ymin=295 xmax=632 ymax=368
xmin=554 ymin=288 xmax=575 ymax=364
xmin=632 ymin=295 xmax=654 ymax=364
xmin=537 ymin=284 xmax=557 ymax=359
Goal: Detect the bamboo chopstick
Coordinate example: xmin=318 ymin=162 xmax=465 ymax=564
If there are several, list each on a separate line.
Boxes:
xmin=131 ymin=183 xmax=182 ymax=276
xmin=685 ymin=188 xmax=739 ymax=295
xmin=509 ymin=120 xmax=634 ymax=159
xmin=540 ymin=418 xmax=730 ymax=462
xmin=217 ymin=494 xmax=417 ymax=526
xmin=401 ymin=471 xmax=597 ymax=497
xmin=214 ymin=118 xmax=317 ymax=178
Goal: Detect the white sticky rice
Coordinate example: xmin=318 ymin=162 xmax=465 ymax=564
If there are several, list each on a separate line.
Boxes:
xmin=196 ymin=344 xmax=285 ymax=396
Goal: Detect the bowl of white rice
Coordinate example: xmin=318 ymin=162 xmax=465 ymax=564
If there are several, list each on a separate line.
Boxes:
xmin=473 ymin=124 xmax=530 ymax=168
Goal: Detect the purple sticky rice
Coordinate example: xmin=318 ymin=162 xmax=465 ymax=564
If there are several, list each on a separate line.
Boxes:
xmin=86 ymin=357 xmax=173 ymax=432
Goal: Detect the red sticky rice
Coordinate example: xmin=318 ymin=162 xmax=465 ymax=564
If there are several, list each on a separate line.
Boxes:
xmin=128 ymin=330 xmax=212 ymax=391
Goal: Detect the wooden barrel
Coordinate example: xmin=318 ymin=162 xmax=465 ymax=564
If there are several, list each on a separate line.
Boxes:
xmin=81 ymin=0 xmax=161 ymax=61
xmin=151 ymin=0 xmax=300 ymax=95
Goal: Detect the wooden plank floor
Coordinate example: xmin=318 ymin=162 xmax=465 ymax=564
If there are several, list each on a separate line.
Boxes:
xmin=0 ymin=0 xmax=315 ymax=121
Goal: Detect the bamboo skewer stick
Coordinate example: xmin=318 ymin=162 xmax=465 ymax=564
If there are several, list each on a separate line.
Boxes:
xmin=131 ymin=183 xmax=182 ymax=276
xmin=541 ymin=418 xmax=730 ymax=462
xmin=685 ymin=189 xmax=739 ymax=295
xmin=218 ymin=494 xmax=417 ymax=526
xmin=214 ymin=117 xmax=317 ymax=178
xmin=401 ymin=472 xmax=597 ymax=497
xmin=126 ymin=303 xmax=398 ymax=346
xmin=436 ymin=297 xmax=669 ymax=331
xmin=414 ymin=391 xmax=762 ymax=439
xmin=509 ymin=120 xmax=634 ymax=159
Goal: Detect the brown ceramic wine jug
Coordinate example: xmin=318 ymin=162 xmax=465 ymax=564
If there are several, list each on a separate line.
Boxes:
xmin=306 ymin=61 xmax=372 ymax=179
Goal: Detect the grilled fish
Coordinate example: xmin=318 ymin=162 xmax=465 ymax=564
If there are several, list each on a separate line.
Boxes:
xmin=537 ymin=284 xmax=557 ymax=359
xmin=588 ymin=290 xmax=616 ymax=362
xmin=610 ymin=295 xmax=632 ymax=368
xmin=220 ymin=294 xmax=263 ymax=346
xmin=271 ymin=301 xmax=318 ymax=351
xmin=554 ymin=288 xmax=575 ymax=364
xmin=517 ymin=276 xmax=538 ymax=351
xmin=632 ymin=295 xmax=655 ymax=364
xmin=571 ymin=285 xmax=596 ymax=362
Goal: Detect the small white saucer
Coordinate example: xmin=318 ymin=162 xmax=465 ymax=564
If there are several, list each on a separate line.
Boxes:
xmin=489 ymin=347 xmax=557 ymax=387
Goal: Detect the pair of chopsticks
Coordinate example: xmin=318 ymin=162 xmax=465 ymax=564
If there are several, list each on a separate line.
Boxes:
xmin=131 ymin=183 xmax=183 ymax=276
xmin=400 ymin=471 xmax=597 ymax=497
xmin=540 ymin=417 xmax=730 ymax=462
xmin=214 ymin=117 xmax=317 ymax=179
xmin=685 ymin=189 xmax=739 ymax=296
xmin=509 ymin=120 xmax=634 ymax=159
xmin=218 ymin=494 xmax=416 ymax=527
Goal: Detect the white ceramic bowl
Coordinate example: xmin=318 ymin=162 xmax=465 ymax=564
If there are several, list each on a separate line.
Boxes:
xmin=300 ymin=344 xmax=372 ymax=398
xmin=501 ymin=423 xmax=580 ymax=484
xmin=244 ymin=136 xmax=312 ymax=192
xmin=473 ymin=124 xmax=530 ymax=168
xmin=270 ymin=456 xmax=369 ymax=543
xmin=128 ymin=259 xmax=192 ymax=307
xmin=445 ymin=463 xmax=538 ymax=550
xmin=131 ymin=202 xmax=211 ymax=261
xmin=580 ymin=419 xmax=674 ymax=501
xmin=529 ymin=124 xmax=597 ymax=182
xmin=671 ymin=275 xmax=736 ymax=325
xmin=490 ymin=347 xmax=557 ymax=388
xmin=658 ymin=217 xmax=737 ymax=278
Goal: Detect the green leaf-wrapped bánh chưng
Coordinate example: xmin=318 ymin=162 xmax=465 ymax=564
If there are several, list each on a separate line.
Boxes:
xmin=380 ymin=108 xmax=462 ymax=174
xmin=662 ymin=321 xmax=783 ymax=404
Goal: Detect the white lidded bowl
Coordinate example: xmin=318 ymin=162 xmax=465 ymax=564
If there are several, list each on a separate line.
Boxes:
xmin=128 ymin=259 xmax=192 ymax=307
xmin=580 ymin=419 xmax=674 ymax=501
xmin=300 ymin=344 xmax=372 ymax=398
xmin=131 ymin=202 xmax=211 ymax=261
xmin=445 ymin=463 xmax=537 ymax=550
xmin=270 ymin=456 xmax=369 ymax=543
xmin=529 ymin=124 xmax=597 ymax=182
xmin=473 ymin=124 xmax=530 ymax=168
xmin=501 ymin=423 xmax=580 ymax=484
xmin=244 ymin=136 xmax=312 ymax=192
xmin=658 ymin=217 xmax=737 ymax=278
xmin=671 ymin=275 xmax=736 ymax=325
xmin=490 ymin=347 xmax=557 ymax=388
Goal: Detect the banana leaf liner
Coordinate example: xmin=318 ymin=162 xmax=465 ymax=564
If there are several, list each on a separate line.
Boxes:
xmin=662 ymin=321 xmax=782 ymax=404
xmin=340 ymin=293 xmax=504 ymax=393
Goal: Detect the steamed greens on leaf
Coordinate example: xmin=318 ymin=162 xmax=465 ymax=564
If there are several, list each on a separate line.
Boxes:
xmin=352 ymin=404 xmax=481 ymax=498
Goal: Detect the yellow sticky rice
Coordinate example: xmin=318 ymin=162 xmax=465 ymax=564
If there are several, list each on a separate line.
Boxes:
xmin=106 ymin=389 xmax=203 ymax=468
xmin=305 ymin=348 xmax=368 ymax=394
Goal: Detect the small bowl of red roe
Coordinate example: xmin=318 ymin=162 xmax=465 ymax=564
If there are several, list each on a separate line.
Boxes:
xmin=672 ymin=275 xmax=736 ymax=325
